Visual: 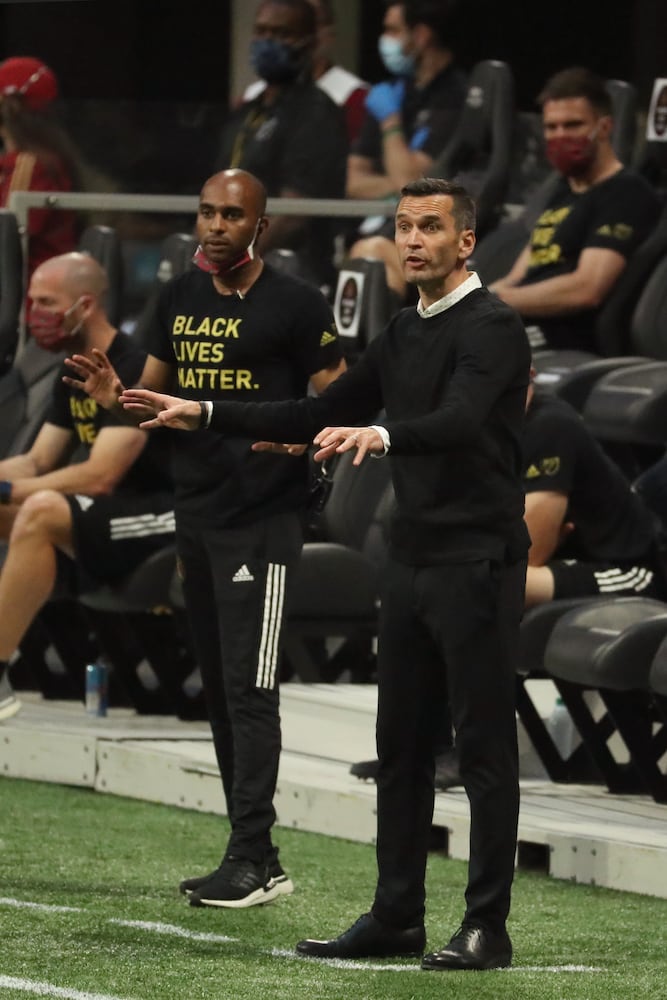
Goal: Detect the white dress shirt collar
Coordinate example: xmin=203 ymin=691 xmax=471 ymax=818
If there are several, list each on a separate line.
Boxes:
xmin=417 ymin=271 xmax=482 ymax=319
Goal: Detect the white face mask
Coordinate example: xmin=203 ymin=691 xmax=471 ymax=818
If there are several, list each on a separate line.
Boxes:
xmin=378 ymin=34 xmax=415 ymax=77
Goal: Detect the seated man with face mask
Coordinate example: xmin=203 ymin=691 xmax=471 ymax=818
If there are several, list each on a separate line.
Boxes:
xmin=0 ymin=251 xmax=174 ymax=722
xmin=490 ymin=66 xmax=660 ymax=352
xmin=216 ymin=0 xmax=348 ymax=293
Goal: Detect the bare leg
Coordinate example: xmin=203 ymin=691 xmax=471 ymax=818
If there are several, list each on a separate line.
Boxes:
xmin=0 ymin=505 xmax=19 ymax=541
xmin=0 ymin=490 xmax=74 ymax=660
xmin=348 ymin=235 xmax=407 ymax=299
xmin=524 ymin=565 xmax=556 ymax=608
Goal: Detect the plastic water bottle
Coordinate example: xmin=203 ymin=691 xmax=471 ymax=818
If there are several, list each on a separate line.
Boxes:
xmin=546 ymin=696 xmax=579 ymax=758
xmin=85 ymin=662 xmax=108 ymax=717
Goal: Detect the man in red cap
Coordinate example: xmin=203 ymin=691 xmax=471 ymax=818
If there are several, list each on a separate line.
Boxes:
xmin=0 ymin=55 xmax=81 ymax=287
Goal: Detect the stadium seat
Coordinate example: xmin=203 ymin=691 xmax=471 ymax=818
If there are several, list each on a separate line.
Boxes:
xmin=516 ymin=598 xmax=606 ymax=783
xmin=607 ymin=78 xmax=639 ymax=168
xmin=78 ymin=544 xmax=203 ymax=717
xmin=431 ymin=59 xmax=515 ymax=239
xmin=0 ymin=337 xmax=65 ymax=459
xmin=332 ymin=257 xmax=400 ymax=362
xmin=130 ymin=231 xmax=196 ymax=347
xmin=78 ymin=224 xmax=124 ymax=328
xmin=282 ymin=449 xmax=393 ymax=681
xmin=0 ymin=209 xmax=23 ymax=374
xmin=543 ymin=596 xmax=667 ymax=800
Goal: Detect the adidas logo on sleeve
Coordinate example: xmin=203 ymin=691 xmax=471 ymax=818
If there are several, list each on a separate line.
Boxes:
xmin=232 ymin=564 xmax=255 ymax=583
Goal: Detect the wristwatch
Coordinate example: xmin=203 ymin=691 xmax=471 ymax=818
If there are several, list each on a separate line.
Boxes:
xmin=0 ymin=480 xmax=12 ymax=505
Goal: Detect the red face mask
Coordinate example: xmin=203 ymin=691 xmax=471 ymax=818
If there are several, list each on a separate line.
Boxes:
xmin=192 ymin=221 xmax=261 ymax=276
xmin=28 ymin=299 xmax=82 ymax=352
xmin=545 ymin=134 xmax=596 ymax=177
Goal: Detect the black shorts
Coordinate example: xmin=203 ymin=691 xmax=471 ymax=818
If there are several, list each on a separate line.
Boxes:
xmin=550 ymin=557 xmax=665 ymax=600
xmin=66 ymin=491 xmax=175 ymax=593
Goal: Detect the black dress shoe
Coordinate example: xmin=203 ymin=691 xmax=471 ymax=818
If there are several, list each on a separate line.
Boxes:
xmin=421 ymin=924 xmax=512 ymax=970
xmin=296 ymin=912 xmax=426 ymax=959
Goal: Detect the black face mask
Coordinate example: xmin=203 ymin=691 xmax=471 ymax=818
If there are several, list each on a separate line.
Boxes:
xmin=250 ymin=37 xmax=310 ymax=84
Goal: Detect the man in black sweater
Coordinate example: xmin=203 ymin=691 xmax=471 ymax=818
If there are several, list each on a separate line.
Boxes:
xmin=118 ymin=178 xmax=531 ymax=972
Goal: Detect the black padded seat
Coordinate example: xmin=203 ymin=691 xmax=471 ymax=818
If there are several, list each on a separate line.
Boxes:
xmin=649 ymin=638 xmax=667 ymax=698
xmin=606 ymin=79 xmax=639 ymax=167
xmin=333 ymin=257 xmax=401 ymax=362
xmin=432 ymin=59 xmax=515 ymax=239
xmin=582 ymin=361 xmax=667 ymax=446
xmin=0 ymin=337 xmax=65 ymax=459
xmin=545 ymin=597 xmax=667 ymax=690
xmin=516 ymin=598 xmax=607 ymax=783
xmin=79 ymin=545 xmax=177 ymax=613
xmin=130 ymin=232 xmax=197 ymax=348
xmin=283 ymin=449 xmax=393 ymax=680
xmin=78 ymin=545 xmax=203 ymax=718
xmin=78 ymin=224 xmax=124 ymax=328
xmin=543 ymin=596 xmax=667 ymax=799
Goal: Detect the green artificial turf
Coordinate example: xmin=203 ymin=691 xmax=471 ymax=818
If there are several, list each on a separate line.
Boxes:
xmin=1 ymin=776 xmax=667 ymax=1000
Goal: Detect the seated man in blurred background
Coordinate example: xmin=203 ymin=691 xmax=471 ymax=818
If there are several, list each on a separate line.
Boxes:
xmin=490 ymin=67 xmax=660 ymax=352
xmin=217 ymin=0 xmax=348 ymax=293
xmin=0 ymin=252 xmax=174 ymax=721
xmin=345 ymin=0 xmax=466 ymax=293
xmin=523 ymin=368 xmax=667 ymax=607
xmin=244 ymin=0 xmax=369 ymax=145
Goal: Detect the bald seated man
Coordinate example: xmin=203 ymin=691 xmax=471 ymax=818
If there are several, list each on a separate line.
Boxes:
xmin=0 ymin=251 xmax=174 ymax=722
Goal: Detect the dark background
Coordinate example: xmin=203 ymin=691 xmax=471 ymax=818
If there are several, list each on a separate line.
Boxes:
xmin=1 ymin=0 xmax=665 ymax=196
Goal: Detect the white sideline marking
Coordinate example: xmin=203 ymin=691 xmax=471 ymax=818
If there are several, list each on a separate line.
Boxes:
xmin=2 ymin=899 xmax=604 ymax=977
xmin=109 ymin=918 xmax=237 ymax=943
xmin=0 ymin=898 xmax=82 ymax=914
xmin=0 ymin=975 xmax=131 ymax=1000
xmin=274 ymin=949 xmax=603 ymax=973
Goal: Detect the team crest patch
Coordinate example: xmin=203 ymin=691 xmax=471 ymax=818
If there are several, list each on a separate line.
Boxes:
xmin=540 ymin=457 xmax=560 ymax=476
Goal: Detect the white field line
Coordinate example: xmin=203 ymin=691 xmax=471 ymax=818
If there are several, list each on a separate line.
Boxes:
xmin=271 ymin=948 xmax=603 ymax=973
xmin=109 ymin=918 xmax=236 ymax=943
xmin=0 ymin=975 xmax=131 ymax=1000
xmin=0 ymin=898 xmax=604 ymax=976
xmin=0 ymin=898 xmax=82 ymax=914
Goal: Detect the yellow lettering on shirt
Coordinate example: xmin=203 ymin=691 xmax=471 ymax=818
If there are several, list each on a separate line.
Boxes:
xmin=77 ymin=422 xmax=97 ymax=445
xmin=69 ymin=397 xmax=98 ymax=420
xmin=177 ymin=368 xmax=258 ymax=391
xmin=172 ymin=315 xmax=242 ymax=338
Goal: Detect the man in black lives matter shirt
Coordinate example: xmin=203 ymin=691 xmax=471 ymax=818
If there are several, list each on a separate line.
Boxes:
xmin=67 ymin=169 xmax=346 ymax=909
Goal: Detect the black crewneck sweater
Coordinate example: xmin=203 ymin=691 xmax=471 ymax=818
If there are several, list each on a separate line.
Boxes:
xmin=210 ymin=287 xmax=531 ymax=566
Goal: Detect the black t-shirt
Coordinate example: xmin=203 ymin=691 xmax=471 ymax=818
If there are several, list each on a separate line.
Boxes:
xmin=216 ymin=83 xmax=348 ymax=287
xmin=352 ymin=64 xmax=468 ymax=172
xmin=144 ymin=264 xmax=343 ymax=528
xmin=523 ymin=392 xmax=658 ymax=561
xmin=46 ymin=331 xmax=172 ymax=495
xmin=519 ymin=168 xmax=660 ymax=349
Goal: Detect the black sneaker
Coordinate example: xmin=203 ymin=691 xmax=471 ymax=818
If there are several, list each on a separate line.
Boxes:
xmin=189 ymin=856 xmax=292 ymax=908
xmin=180 ymin=856 xmax=294 ymax=898
xmin=0 ymin=666 xmax=20 ymax=722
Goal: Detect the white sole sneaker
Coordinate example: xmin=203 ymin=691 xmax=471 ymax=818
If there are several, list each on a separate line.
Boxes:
xmin=268 ymin=873 xmax=294 ymax=897
xmin=194 ymin=880 xmax=283 ymax=909
xmin=0 ymin=692 xmax=21 ymax=722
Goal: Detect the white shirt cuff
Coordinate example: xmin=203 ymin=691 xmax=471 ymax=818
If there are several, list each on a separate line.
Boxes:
xmin=369 ymin=424 xmax=390 ymax=457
